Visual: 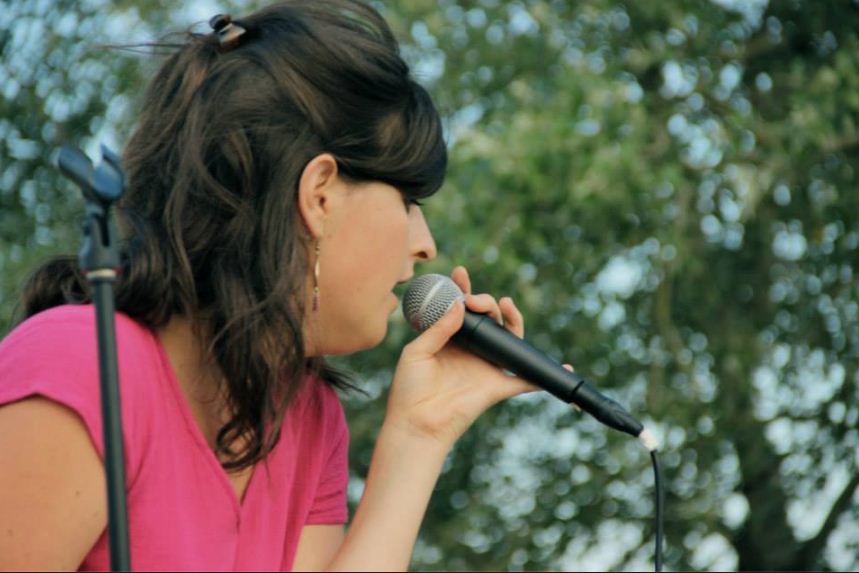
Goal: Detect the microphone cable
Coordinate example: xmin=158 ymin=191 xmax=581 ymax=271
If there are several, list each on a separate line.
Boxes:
xmin=651 ymin=450 xmax=664 ymax=572
xmin=638 ymin=430 xmax=665 ymax=572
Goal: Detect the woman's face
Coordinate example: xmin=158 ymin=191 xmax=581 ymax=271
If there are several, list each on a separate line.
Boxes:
xmin=303 ymin=174 xmax=437 ymax=356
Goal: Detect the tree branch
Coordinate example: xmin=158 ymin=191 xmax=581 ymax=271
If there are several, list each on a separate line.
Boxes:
xmin=822 ymin=135 xmax=859 ymax=154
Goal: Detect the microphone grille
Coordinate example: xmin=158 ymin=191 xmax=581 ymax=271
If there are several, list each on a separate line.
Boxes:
xmin=402 ymin=273 xmax=465 ymax=332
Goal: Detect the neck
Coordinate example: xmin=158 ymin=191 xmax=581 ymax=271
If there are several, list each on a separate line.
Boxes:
xmin=157 ymin=315 xmax=230 ymax=446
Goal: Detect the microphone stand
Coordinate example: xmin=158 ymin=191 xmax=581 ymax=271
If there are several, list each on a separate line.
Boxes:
xmin=57 ymin=144 xmax=131 ymax=571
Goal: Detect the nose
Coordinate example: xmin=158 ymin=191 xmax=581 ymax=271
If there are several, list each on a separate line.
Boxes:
xmin=410 ymin=206 xmax=437 ymax=262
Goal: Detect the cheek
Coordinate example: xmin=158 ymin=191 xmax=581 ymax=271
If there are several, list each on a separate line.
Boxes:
xmin=323 ymin=218 xmax=408 ymax=299
xmin=313 ymin=211 xmax=409 ymax=353
xmin=350 ymin=213 xmax=409 ymax=265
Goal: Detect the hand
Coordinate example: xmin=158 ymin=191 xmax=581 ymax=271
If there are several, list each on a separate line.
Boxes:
xmin=385 ymin=266 xmax=575 ymax=449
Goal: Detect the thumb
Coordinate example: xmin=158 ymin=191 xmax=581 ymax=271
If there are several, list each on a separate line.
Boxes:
xmin=404 ymin=298 xmax=465 ymax=359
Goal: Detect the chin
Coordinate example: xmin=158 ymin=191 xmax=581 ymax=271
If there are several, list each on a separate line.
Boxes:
xmin=325 ymin=322 xmax=389 ymax=356
xmin=360 ymin=321 xmax=389 ymax=351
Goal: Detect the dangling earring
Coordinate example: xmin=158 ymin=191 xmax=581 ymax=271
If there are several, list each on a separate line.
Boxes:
xmin=312 ymin=241 xmax=321 ymax=312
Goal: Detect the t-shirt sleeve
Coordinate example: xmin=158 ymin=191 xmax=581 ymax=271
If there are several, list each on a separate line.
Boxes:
xmin=0 ymin=306 xmax=148 ymax=485
xmin=0 ymin=309 xmax=103 ymax=450
xmin=305 ymin=387 xmax=350 ymax=525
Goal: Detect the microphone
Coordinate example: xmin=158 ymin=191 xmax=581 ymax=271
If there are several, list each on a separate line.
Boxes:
xmin=402 ymin=273 xmax=650 ymax=441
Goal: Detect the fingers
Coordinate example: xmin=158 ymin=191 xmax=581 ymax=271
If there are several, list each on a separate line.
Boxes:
xmin=561 ymin=363 xmax=582 ymax=410
xmin=500 ymin=296 xmax=524 ymax=338
xmin=453 ymin=266 xmax=524 ymax=338
xmin=451 ymin=266 xmax=471 ymax=295
xmin=465 ymin=293 xmax=502 ymax=323
xmin=466 ymin=293 xmax=525 ymax=338
xmin=494 ymin=361 xmax=576 ymax=403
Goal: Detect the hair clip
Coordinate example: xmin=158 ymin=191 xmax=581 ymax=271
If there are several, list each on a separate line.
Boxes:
xmin=209 ymin=14 xmax=246 ymax=49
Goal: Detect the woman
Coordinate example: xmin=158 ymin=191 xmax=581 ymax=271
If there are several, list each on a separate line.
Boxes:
xmin=0 ymin=1 xmax=545 ymax=569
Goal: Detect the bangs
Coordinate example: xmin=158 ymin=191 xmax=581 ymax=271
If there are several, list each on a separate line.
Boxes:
xmin=338 ymin=82 xmax=447 ymax=200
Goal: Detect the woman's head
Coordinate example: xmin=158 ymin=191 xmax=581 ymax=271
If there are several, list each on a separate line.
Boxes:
xmin=122 ymin=0 xmax=445 ymax=350
xmin=23 ymin=0 xmax=446 ymax=469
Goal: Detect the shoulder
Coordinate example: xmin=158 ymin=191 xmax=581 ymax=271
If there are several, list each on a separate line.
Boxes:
xmin=0 ymin=313 xmax=117 ymax=568
xmin=288 ymin=375 xmax=349 ymax=447
xmin=0 ymin=305 xmax=161 ymax=457
xmin=1 ymin=304 xmax=152 ymax=357
xmin=306 ymin=376 xmax=347 ymax=425
xmin=1 ymin=304 xmax=157 ymax=391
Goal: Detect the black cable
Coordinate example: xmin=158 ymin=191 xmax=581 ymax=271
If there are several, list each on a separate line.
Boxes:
xmin=651 ymin=450 xmax=664 ymax=572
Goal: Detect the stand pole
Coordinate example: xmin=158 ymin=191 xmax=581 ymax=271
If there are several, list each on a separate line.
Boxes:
xmin=58 ymin=145 xmax=131 ymax=571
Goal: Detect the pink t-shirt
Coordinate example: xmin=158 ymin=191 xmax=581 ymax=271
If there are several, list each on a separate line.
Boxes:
xmin=0 ymin=305 xmax=349 ymax=571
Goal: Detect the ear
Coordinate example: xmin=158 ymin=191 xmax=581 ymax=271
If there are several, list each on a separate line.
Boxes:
xmin=297 ymin=153 xmax=342 ymax=239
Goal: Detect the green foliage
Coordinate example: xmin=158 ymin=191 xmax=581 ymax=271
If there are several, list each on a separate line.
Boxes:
xmin=2 ymin=0 xmax=858 ymax=570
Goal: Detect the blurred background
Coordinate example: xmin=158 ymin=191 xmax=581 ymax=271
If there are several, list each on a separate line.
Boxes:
xmin=2 ymin=0 xmax=858 ymax=570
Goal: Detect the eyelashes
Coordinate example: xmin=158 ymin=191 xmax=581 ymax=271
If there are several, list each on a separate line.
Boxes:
xmin=403 ymin=196 xmax=425 ymax=210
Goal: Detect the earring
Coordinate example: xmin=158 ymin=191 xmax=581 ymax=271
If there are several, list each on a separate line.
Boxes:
xmin=312 ymin=241 xmax=321 ymax=312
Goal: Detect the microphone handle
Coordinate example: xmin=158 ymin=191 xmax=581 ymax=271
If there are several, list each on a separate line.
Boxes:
xmin=452 ymin=311 xmax=644 ymax=437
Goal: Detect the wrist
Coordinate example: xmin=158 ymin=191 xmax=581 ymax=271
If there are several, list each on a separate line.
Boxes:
xmin=330 ymin=417 xmax=451 ymax=570
xmin=379 ymin=415 xmax=456 ymax=457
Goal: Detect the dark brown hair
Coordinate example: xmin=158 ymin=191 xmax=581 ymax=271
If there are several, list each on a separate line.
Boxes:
xmin=20 ymin=0 xmax=447 ymax=470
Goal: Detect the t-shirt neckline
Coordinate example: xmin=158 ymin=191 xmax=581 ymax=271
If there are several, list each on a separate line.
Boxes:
xmin=147 ymin=327 xmax=258 ymax=518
